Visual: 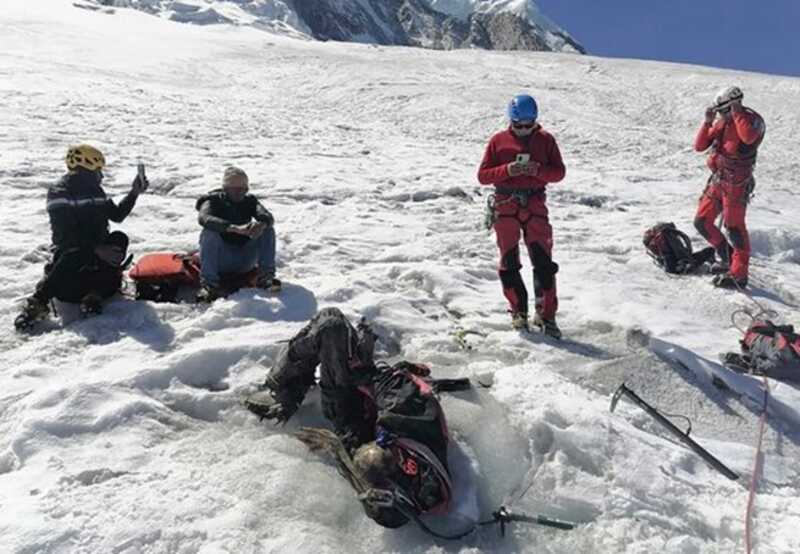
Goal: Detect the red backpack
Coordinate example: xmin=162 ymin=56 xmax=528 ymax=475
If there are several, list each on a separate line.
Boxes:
xmin=723 ymin=320 xmax=800 ymax=382
xmin=128 ymin=253 xmax=202 ymax=302
xmin=129 ymin=252 xmax=260 ymax=302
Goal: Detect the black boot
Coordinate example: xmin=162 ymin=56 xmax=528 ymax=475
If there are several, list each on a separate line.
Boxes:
xmin=712 ymin=273 xmax=748 ymax=290
xmin=14 ymin=296 xmax=50 ymax=331
xmin=244 ymin=383 xmax=301 ymax=424
xmin=79 ymin=292 xmax=103 ymax=317
xmin=533 ymin=313 xmax=562 ymax=340
xmin=196 ymin=282 xmax=223 ymax=303
xmin=256 ymin=271 xmax=282 ymax=292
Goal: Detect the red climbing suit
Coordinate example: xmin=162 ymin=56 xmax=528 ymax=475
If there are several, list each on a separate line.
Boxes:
xmin=478 ymin=126 xmax=566 ymax=319
xmin=694 ymin=107 xmax=765 ymax=280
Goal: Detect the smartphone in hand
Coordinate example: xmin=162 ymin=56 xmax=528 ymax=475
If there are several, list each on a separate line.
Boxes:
xmin=136 ymin=161 xmax=148 ymax=192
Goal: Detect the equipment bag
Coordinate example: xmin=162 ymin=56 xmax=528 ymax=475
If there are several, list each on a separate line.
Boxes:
xmin=128 ymin=252 xmax=201 ymax=302
xmin=728 ymin=320 xmax=800 ymax=382
xmin=643 ymin=222 xmax=715 ymax=274
xmin=370 ymin=364 xmax=453 ymax=516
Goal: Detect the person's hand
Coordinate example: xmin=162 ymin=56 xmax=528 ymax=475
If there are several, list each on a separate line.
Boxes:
xmin=131 ymin=174 xmax=149 ymax=195
xmin=507 ymin=161 xmax=527 ymax=177
xmin=523 ymin=160 xmax=541 ymax=176
xmin=248 ymin=221 xmax=268 ymax=238
xmin=94 ymin=244 xmax=125 ymax=267
xmin=228 ymin=224 xmax=251 ymax=236
xmin=704 ymin=106 xmax=716 ymax=124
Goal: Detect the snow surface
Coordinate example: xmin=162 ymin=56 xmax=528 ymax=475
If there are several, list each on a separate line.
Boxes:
xmin=2 ymin=1 xmax=800 ymax=552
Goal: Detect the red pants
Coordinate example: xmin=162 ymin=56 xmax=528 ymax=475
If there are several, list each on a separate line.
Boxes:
xmin=694 ymin=178 xmax=751 ymax=280
xmin=493 ymin=197 xmax=558 ymax=319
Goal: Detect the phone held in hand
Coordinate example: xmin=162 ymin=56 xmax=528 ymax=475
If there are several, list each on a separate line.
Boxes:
xmin=516 ymin=153 xmax=530 ymax=164
xmin=136 ymin=161 xmax=148 ymax=192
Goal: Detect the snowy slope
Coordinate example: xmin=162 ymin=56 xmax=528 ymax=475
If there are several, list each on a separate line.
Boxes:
xmin=2 ymin=1 xmax=800 ymax=552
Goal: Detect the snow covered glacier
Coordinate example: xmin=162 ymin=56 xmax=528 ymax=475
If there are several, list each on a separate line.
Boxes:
xmin=2 ymin=1 xmax=800 ymax=553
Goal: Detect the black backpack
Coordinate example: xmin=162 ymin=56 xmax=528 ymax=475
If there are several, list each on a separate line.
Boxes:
xmin=643 ymin=222 xmax=715 ymax=274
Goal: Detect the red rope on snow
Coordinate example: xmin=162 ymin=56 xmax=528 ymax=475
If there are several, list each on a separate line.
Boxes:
xmin=744 ymin=375 xmax=771 ymax=554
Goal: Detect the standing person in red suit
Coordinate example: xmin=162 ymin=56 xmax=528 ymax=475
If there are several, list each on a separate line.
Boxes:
xmin=477 ymin=94 xmax=566 ymax=338
xmin=694 ymin=86 xmax=766 ymax=289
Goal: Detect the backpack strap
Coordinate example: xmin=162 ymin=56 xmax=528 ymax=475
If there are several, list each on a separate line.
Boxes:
xmin=661 ymin=227 xmax=695 ymax=274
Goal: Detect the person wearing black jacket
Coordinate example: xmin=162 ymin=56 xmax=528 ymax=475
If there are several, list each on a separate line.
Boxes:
xmin=195 ymin=166 xmax=279 ymax=301
xmin=14 ymin=144 xmax=147 ymax=331
xmin=245 ymin=307 xmax=454 ymax=529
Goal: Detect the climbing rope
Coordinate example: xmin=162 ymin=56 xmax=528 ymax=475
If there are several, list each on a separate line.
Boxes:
xmin=744 ymin=375 xmax=770 ymax=554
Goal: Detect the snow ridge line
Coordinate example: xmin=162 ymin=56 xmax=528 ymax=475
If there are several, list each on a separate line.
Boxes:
xmin=745 ymin=375 xmax=770 ymax=554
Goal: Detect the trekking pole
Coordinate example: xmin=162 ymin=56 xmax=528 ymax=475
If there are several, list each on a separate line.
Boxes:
xmin=610 ymin=383 xmax=739 ymax=481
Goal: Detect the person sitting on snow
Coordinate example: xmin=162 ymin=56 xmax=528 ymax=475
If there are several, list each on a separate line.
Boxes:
xmin=14 ymin=144 xmax=147 ymax=331
xmin=195 ymin=166 xmax=280 ymax=302
xmin=693 ymin=86 xmax=765 ymax=290
xmin=245 ymin=307 xmax=456 ymax=528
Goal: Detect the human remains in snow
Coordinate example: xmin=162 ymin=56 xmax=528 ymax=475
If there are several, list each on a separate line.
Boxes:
xmin=245 ymin=308 xmax=457 ymax=528
xmin=195 ymin=166 xmax=280 ymax=301
xmin=477 ymin=94 xmax=566 ymax=338
xmin=693 ymin=86 xmax=766 ymax=290
xmin=14 ymin=144 xmax=147 ymax=331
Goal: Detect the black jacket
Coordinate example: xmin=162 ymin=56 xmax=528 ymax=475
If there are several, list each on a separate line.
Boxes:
xmin=47 ymin=170 xmax=138 ymax=253
xmin=196 ymin=189 xmax=274 ymax=246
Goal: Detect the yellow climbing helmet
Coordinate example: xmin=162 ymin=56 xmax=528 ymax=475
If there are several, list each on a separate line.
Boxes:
xmin=65 ymin=144 xmax=106 ymax=172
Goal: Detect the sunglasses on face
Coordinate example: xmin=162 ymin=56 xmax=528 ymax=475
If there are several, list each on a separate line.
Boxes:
xmin=715 ymin=105 xmax=731 ymax=115
xmin=225 ymin=186 xmax=248 ymax=198
xmin=512 ymin=121 xmax=536 ymax=129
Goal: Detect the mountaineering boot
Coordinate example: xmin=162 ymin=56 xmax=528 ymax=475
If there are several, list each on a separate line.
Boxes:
xmin=511 ymin=311 xmax=529 ymax=331
xmin=256 ymin=271 xmax=282 ymax=293
xmin=712 ymin=273 xmax=748 ymax=290
xmin=14 ymin=296 xmax=50 ymax=331
xmin=533 ymin=313 xmax=562 ymax=340
xmin=79 ymin=292 xmax=103 ymax=317
xmin=196 ymin=282 xmax=223 ymax=303
xmin=244 ymin=383 xmax=300 ymax=424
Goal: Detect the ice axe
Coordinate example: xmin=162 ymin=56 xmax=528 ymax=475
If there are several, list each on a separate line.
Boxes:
xmin=610 ymin=383 xmax=739 ymax=481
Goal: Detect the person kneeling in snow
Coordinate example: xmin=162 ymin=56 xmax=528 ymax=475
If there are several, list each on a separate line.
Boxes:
xmin=15 ymin=144 xmax=145 ymax=331
xmin=245 ymin=308 xmax=455 ymax=528
xmin=195 ymin=166 xmax=280 ymax=302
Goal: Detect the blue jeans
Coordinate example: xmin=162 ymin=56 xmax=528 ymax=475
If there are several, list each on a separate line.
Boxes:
xmin=199 ymin=227 xmax=276 ymax=287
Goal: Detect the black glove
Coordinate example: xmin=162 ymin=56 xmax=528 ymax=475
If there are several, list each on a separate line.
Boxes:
xmin=132 ymin=174 xmax=149 ymax=194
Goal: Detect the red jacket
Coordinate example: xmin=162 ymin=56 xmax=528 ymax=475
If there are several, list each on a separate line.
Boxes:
xmin=694 ymin=108 xmax=765 ymax=181
xmin=477 ymin=126 xmax=566 ymax=190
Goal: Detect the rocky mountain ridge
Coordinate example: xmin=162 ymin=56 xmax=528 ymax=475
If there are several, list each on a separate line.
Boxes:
xmin=83 ymin=0 xmax=585 ymax=53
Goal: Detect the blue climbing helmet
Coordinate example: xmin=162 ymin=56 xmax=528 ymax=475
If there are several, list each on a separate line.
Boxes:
xmin=507 ymin=94 xmax=538 ymax=122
